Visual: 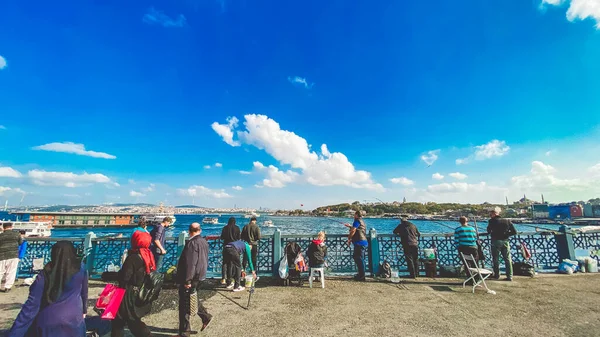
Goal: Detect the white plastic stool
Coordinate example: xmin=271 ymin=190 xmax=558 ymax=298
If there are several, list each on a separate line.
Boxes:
xmin=309 ymin=268 xmax=325 ymax=288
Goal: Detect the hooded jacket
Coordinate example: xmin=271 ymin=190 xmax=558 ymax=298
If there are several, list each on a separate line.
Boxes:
xmin=220 ymin=218 xmax=241 ymax=245
xmin=306 ymin=240 xmax=327 ymax=266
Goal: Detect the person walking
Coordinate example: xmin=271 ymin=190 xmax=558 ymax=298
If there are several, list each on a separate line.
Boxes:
xmin=393 ymin=215 xmax=421 ymax=279
xmin=111 ymin=231 xmax=156 ymax=337
xmin=487 ymin=207 xmax=517 ymax=281
xmin=241 ymin=217 xmax=261 ymax=275
xmin=223 ymin=240 xmax=256 ymax=292
xmin=134 ymin=216 xmax=149 ymax=234
xmin=175 ymin=223 xmax=212 ymax=336
xmin=454 ymin=216 xmax=478 ymax=270
xmin=0 ymin=222 xmax=23 ymax=292
xmin=150 ymin=216 xmax=173 ymax=272
xmin=8 ymin=241 xmax=88 ymax=337
xmin=345 ymin=211 xmax=368 ymax=281
xmin=220 ymin=217 xmax=240 ymax=285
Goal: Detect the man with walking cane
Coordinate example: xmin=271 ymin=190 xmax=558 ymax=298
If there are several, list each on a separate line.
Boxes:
xmin=174 ymin=223 xmax=212 ymax=336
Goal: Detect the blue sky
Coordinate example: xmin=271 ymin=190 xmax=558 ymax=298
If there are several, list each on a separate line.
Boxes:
xmin=1 ymin=0 xmax=600 ymax=208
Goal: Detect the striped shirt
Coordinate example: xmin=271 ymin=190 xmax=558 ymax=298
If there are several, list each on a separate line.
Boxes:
xmin=454 ymin=226 xmax=477 ymax=247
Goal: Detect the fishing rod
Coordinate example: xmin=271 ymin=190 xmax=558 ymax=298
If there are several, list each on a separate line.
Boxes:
xmin=516 ymin=223 xmax=577 ymax=235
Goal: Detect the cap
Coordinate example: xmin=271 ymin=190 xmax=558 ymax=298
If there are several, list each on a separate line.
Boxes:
xmin=250 ymin=216 xmax=257 ymax=221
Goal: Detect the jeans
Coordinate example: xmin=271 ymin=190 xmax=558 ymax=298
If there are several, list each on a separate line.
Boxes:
xmin=353 ymin=244 xmax=367 ymax=278
xmin=491 ymin=240 xmax=513 ymax=278
xmin=403 ymin=245 xmax=419 ymax=278
xmin=178 ymin=283 xmax=211 ymax=337
xmin=153 ymin=253 xmax=164 ymax=273
xmin=223 ymin=247 xmax=242 ymax=287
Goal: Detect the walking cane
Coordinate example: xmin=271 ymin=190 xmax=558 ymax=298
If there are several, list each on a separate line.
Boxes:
xmin=246 ymin=277 xmax=256 ymax=309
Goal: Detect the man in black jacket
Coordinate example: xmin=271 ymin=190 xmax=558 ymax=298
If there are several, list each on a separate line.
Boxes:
xmin=175 ymin=223 xmax=211 ymax=336
xmin=393 ymin=216 xmax=421 ymax=279
xmin=487 ymin=207 xmax=517 ymax=281
xmin=220 ymin=217 xmax=240 ymax=285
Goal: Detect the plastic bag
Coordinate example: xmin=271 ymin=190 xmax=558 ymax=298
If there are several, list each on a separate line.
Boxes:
xmin=95 ymin=284 xmax=118 ymax=311
xmin=98 ymin=285 xmax=126 ymax=320
xmin=558 ymin=259 xmax=579 ymax=275
xmin=294 ymin=253 xmax=307 ymax=272
xmin=278 ymin=255 xmax=288 ymax=279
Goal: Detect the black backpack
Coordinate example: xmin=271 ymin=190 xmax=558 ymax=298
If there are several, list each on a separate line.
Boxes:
xmin=136 ymin=255 xmax=164 ymax=306
xmin=379 ymin=261 xmax=392 ymax=278
xmin=513 ymin=262 xmax=535 ymax=277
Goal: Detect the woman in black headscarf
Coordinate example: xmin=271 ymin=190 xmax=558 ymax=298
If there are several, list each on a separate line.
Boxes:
xmin=8 ymin=241 xmax=88 ymax=337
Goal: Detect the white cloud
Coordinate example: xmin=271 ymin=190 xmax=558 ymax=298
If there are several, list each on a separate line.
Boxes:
xmin=545 ymin=150 xmax=553 ymax=157
xmin=130 ymin=191 xmax=146 ymax=197
xmin=239 ymin=170 xmax=252 ymax=175
xmin=177 ymin=185 xmax=232 ymax=199
xmin=253 ymin=161 xmax=300 ymax=188
xmin=427 ymin=181 xmax=505 ymax=194
xmin=456 ymin=158 xmax=468 ymax=165
xmin=232 ymin=186 xmax=243 ymax=191
xmin=32 ymin=142 xmax=116 ymax=159
xmin=511 ymin=161 xmax=585 ymax=191
xmin=128 ymin=179 xmax=136 ymax=184
xmin=28 ymin=170 xmax=114 ymax=187
xmin=0 ymin=166 xmax=22 ymax=178
xmin=542 ymin=0 xmax=600 ymax=29
xmin=0 ymin=125 xmax=6 ymax=130
xmin=0 ymin=55 xmax=6 ymax=70
xmin=213 ymin=114 xmax=383 ymax=191
xmin=590 ymin=163 xmax=600 ymax=176
xmin=287 ymin=76 xmax=314 ymax=89
xmin=421 ymin=150 xmax=440 ymax=166
xmin=449 ymin=172 xmax=468 ymax=180
xmin=0 ymin=187 xmax=25 ymax=196
xmin=390 ymin=177 xmax=415 ymax=186
xmin=215 ymin=163 xmax=223 ymax=168
xmin=143 ymin=7 xmax=187 ymax=27
xmin=432 ymin=173 xmax=444 ymax=180
xmin=141 ymin=184 xmax=155 ymax=193
xmin=211 ymin=117 xmax=241 ymax=147
xmin=474 ymin=140 xmax=510 ymax=160
xmin=204 ymin=165 xmax=211 ymax=169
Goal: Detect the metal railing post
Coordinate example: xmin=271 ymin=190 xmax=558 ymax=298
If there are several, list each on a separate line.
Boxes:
xmin=84 ymin=232 xmax=96 ymax=274
xmin=368 ymin=228 xmax=380 ymax=276
xmin=272 ymin=229 xmax=282 ymax=277
xmin=177 ymin=231 xmax=188 ymax=258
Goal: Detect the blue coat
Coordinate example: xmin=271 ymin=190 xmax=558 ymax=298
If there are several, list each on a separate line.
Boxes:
xmin=8 ymin=265 xmax=88 ymax=337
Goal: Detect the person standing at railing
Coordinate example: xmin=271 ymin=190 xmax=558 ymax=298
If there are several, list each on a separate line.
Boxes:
xmin=0 ymin=222 xmax=23 ymax=293
xmin=223 ymin=240 xmax=256 ymax=292
xmin=345 ymin=211 xmax=368 ymax=282
xmin=393 ymin=215 xmax=421 ymax=279
xmin=150 ymin=216 xmax=172 ymax=272
xmin=241 ymin=216 xmax=261 ymax=276
xmin=175 ymin=222 xmax=212 ymax=336
xmin=455 ymin=216 xmax=478 ymax=271
xmin=111 ymin=231 xmax=156 ymax=337
xmin=220 ymin=217 xmax=241 ymax=285
xmin=8 ymin=241 xmax=88 ymax=337
xmin=487 ymin=207 xmax=517 ymax=281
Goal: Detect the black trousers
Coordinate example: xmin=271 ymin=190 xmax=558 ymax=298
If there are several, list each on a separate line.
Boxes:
xmin=404 ymin=245 xmax=419 ymax=278
xmin=111 ymin=317 xmax=150 ymax=337
xmin=178 ymin=283 xmax=211 ymax=337
xmin=458 ymin=246 xmax=479 ymax=275
xmin=223 ymin=246 xmax=242 ymax=287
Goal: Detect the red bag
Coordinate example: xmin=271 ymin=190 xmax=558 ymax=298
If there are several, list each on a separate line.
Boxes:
xmin=97 ymin=284 xmax=125 ymax=320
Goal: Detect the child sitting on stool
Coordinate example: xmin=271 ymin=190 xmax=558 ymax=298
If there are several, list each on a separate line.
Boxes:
xmin=307 ymin=231 xmax=328 ymax=280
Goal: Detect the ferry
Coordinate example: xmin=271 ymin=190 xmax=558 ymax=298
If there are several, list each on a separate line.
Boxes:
xmin=244 ymin=212 xmax=260 ymax=219
xmin=0 ymin=221 xmax=52 ymax=237
xmin=263 ymin=220 xmax=274 ymax=227
xmin=202 ymin=217 xmax=219 ymax=225
xmin=143 ymin=203 xmax=176 ymax=226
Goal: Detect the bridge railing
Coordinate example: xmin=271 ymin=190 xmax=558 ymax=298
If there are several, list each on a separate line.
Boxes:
xmin=17 ymin=226 xmax=593 ymax=278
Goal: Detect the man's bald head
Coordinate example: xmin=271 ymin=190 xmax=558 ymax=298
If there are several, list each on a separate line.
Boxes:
xmin=189 ymin=222 xmax=201 ymax=235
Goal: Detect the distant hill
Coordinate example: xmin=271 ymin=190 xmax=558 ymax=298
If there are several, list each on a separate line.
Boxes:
xmin=112 ymin=203 xmax=155 ymax=207
xmin=175 ymin=205 xmax=205 ymax=209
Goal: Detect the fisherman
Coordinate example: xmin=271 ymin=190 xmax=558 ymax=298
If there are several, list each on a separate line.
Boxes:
xmin=0 ymin=222 xmax=23 ymax=292
xmin=487 ymin=207 xmax=517 ymax=281
xmin=223 ymin=239 xmax=256 ymax=292
xmin=454 ymin=216 xmax=478 ymax=270
xmin=241 ymin=217 xmax=261 ymax=276
xmin=345 ymin=211 xmax=367 ymax=281
xmin=175 ymin=223 xmax=212 ymax=335
xmin=220 ymin=217 xmax=241 ymax=285
xmin=393 ymin=215 xmax=421 ymax=279
xmin=150 ymin=216 xmax=172 ymax=272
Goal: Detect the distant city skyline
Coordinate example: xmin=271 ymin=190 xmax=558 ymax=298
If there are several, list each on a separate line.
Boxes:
xmin=1 ymin=1 xmax=600 ymax=208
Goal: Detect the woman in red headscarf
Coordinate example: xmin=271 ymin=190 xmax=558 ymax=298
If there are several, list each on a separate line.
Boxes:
xmin=112 ymin=231 xmax=156 ymax=337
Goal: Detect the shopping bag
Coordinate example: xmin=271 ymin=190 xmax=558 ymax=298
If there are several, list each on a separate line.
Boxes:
xmin=100 ymin=287 xmax=126 ymax=320
xmin=95 ymin=284 xmax=118 ymax=311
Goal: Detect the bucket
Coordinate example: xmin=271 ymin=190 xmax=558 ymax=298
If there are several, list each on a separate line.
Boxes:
xmin=587 ymin=259 xmax=598 ymax=273
xmin=423 ymin=248 xmax=435 ymax=260
xmin=391 ymin=271 xmax=400 ymax=284
xmin=244 ymin=275 xmax=254 ymax=287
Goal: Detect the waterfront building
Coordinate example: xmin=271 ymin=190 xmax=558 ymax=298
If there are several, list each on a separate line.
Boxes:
xmin=13 ymin=212 xmax=136 ymax=226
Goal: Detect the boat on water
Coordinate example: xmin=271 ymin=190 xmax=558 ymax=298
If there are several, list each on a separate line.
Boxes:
xmin=202 ymin=217 xmax=219 ymax=225
xmin=0 ymin=221 xmax=52 ymax=237
xmin=244 ymin=212 xmax=260 ymax=219
xmin=143 ymin=203 xmax=176 ymax=226
xmin=263 ymin=220 xmax=274 ymax=227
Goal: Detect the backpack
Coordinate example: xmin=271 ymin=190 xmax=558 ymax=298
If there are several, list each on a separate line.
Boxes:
xmin=379 ymin=261 xmax=392 ymax=278
xmin=513 ymin=262 xmax=535 ymax=277
xmin=136 ymin=254 xmax=164 ymax=306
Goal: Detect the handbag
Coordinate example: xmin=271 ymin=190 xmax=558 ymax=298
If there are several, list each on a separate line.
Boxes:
xmin=97 ymin=284 xmax=126 ymax=320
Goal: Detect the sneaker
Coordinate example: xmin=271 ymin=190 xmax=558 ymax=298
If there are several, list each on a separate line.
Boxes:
xmin=353 ymin=275 xmax=366 ymax=282
xmin=504 ymin=277 xmax=513 ymax=282
xmin=201 ymin=316 xmax=213 ymax=332
xmin=1 ymin=287 xmax=11 ymax=293
xmin=226 ymin=283 xmax=234 ymax=290
xmin=220 ymin=279 xmax=226 ymax=285
xmin=255 ymin=276 xmax=260 ymax=282
xmin=233 ymin=286 xmax=245 ymax=292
